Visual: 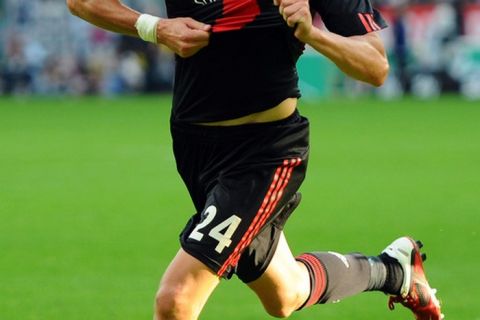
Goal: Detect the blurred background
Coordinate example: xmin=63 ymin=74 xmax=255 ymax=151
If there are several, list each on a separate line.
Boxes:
xmin=0 ymin=0 xmax=172 ymax=96
xmin=1 ymin=0 xmax=480 ymax=99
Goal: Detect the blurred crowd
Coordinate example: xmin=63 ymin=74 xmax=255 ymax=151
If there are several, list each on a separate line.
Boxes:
xmin=374 ymin=0 xmax=480 ymax=98
xmin=1 ymin=0 xmax=480 ymax=98
xmin=0 ymin=0 xmax=174 ymax=95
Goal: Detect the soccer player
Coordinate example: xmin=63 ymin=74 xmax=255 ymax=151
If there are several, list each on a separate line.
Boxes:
xmin=66 ymin=0 xmax=444 ymax=319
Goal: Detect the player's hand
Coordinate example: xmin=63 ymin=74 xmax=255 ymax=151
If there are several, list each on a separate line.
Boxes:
xmin=157 ymin=18 xmax=211 ymax=58
xmin=274 ymin=0 xmax=313 ymax=43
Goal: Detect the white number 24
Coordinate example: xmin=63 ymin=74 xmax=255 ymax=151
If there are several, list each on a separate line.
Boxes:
xmin=188 ymin=205 xmax=242 ymax=254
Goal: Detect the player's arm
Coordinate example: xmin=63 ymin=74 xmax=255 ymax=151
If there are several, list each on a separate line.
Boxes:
xmin=276 ymin=0 xmax=389 ymax=87
xmin=300 ymin=26 xmax=389 ymax=87
xmin=66 ymin=0 xmax=211 ymax=58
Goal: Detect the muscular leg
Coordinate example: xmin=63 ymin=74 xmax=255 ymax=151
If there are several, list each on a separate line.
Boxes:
xmin=154 ymin=234 xmax=403 ymax=319
xmin=154 ymin=234 xmax=311 ymax=320
xmin=248 ymin=232 xmax=403 ymax=318
xmin=154 ymin=249 xmax=220 ymax=320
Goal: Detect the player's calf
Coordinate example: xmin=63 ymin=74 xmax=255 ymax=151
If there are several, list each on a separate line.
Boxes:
xmin=260 ymin=288 xmax=305 ymax=318
xmin=248 ymin=233 xmax=311 ymax=318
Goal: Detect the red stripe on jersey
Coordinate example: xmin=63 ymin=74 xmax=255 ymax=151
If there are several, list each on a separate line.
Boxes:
xmin=358 ymin=13 xmax=373 ymax=33
xmin=365 ymin=13 xmax=381 ymax=31
xmin=217 ymin=158 xmax=301 ymax=277
xmin=213 ymin=0 xmax=261 ymax=32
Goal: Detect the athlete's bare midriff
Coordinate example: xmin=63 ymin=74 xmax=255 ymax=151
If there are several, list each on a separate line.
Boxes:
xmin=198 ymin=98 xmax=297 ymax=126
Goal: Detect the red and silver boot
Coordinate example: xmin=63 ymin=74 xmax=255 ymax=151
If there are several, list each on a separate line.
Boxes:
xmin=382 ymin=237 xmax=444 ymax=320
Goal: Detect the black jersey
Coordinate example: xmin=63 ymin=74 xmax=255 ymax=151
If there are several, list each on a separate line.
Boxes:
xmin=165 ymin=0 xmax=386 ymax=123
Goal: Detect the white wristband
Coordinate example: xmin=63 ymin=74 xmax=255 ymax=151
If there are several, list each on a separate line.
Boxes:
xmin=135 ymin=14 xmax=161 ymax=44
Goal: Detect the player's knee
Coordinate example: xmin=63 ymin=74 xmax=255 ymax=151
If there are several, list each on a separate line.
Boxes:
xmin=154 ymin=287 xmax=195 ymax=319
xmin=264 ymin=303 xmax=296 ymax=318
xmin=262 ymin=293 xmax=300 ymax=318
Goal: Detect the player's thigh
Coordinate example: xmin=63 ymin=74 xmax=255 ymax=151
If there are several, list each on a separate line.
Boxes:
xmin=248 ymin=232 xmax=310 ymax=312
xmin=156 ymin=249 xmax=220 ymax=316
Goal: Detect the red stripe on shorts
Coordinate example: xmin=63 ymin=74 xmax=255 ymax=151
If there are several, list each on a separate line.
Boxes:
xmin=217 ymin=158 xmax=302 ymax=277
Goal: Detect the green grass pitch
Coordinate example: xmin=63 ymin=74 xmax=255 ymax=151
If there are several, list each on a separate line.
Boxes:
xmin=1 ymin=96 xmax=479 ymax=319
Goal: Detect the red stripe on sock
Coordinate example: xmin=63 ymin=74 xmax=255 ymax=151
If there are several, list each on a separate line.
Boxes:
xmin=297 ymin=253 xmax=327 ymax=308
xmin=217 ymin=158 xmax=301 ymax=277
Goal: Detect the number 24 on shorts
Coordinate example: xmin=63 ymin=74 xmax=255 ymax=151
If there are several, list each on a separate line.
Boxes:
xmin=188 ymin=205 xmax=242 ymax=254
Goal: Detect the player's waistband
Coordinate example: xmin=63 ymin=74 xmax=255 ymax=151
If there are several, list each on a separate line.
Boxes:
xmin=170 ymin=109 xmax=305 ymax=140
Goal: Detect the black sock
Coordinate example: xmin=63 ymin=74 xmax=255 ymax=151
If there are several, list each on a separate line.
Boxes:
xmin=365 ymin=255 xmax=404 ymax=295
xmin=366 ymin=256 xmax=387 ymax=291
xmin=378 ymin=253 xmax=404 ymax=295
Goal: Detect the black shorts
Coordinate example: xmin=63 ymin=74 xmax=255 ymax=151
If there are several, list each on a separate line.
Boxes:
xmin=171 ymin=111 xmax=309 ymax=282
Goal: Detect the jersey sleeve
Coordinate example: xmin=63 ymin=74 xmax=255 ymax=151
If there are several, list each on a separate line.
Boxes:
xmin=310 ymin=0 xmax=387 ymax=37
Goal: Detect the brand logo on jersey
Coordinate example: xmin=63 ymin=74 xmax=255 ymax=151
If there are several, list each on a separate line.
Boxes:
xmin=194 ymin=0 xmax=216 ymax=5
